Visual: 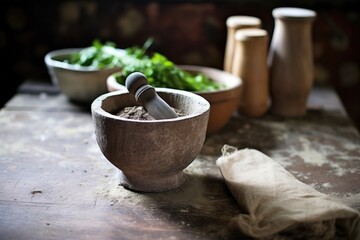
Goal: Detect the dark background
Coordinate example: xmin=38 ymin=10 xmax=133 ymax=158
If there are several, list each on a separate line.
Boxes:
xmin=1 ymin=0 xmax=359 ymax=131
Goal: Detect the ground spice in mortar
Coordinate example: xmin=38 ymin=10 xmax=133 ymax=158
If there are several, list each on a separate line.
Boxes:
xmin=116 ymin=106 xmax=185 ymax=120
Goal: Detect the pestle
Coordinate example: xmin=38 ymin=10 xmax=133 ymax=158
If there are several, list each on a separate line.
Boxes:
xmin=125 ymin=72 xmax=179 ymax=120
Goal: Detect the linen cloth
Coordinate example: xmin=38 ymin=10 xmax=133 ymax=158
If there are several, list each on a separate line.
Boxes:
xmin=216 ymin=145 xmax=360 ymax=239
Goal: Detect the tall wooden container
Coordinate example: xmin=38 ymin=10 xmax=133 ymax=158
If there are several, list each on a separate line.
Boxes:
xmin=268 ymin=7 xmax=316 ymax=117
xmin=233 ymin=29 xmax=270 ymax=117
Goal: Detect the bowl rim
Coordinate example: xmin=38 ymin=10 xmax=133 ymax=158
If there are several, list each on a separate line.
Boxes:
xmin=106 ymin=64 xmax=243 ymax=95
xmin=91 ymin=88 xmax=211 ymax=123
xmin=177 ymin=65 xmax=242 ymax=94
xmin=44 ymin=47 xmax=125 ymax=72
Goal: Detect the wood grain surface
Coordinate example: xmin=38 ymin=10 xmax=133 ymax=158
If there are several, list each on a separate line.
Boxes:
xmin=0 ymin=85 xmax=359 ymax=240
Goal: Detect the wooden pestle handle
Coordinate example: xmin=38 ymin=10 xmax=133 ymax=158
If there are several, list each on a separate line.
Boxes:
xmin=125 ymin=72 xmax=179 ymax=120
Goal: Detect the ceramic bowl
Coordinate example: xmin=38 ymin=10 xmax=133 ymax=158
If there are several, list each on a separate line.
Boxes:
xmin=44 ymin=47 xmax=123 ymax=104
xmin=91 ymin=88 xmax=210 ymax=192
xmin=106 ymin=65 xmax=243 ymax=134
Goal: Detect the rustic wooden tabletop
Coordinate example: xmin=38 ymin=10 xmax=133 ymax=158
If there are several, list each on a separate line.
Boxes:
xmin=0 ymin=82 xmax=359 ymax=240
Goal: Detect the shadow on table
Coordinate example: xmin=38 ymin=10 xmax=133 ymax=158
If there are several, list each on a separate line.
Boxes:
xmin=134 ymin=172 xmax=249 ymax=240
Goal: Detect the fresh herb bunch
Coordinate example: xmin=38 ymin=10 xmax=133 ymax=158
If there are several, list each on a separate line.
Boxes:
xmin=63 ymin=38 xmax=222 ymax=92
xmin=116 ymin=38 xmax=221 ymax=92
xmin=63 ymin=39 xmax=122 ymax=68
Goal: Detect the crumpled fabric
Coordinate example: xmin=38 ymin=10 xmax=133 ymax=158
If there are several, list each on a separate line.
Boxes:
xmin=216 ymin=145 xmax=360 ymax=240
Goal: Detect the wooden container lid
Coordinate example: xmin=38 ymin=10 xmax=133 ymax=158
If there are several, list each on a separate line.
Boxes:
xmin=235 ymin=28 xmax=268 ymax=41
xmin=226 ymin=16 xmax=261 ymax=28
xmin=272 ymin=7 xmax=316 ymax=20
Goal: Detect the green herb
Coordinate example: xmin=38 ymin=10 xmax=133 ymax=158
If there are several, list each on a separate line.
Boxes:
xmin=63 ymin=38 xmax=222 ymax=92
xmin=63 ymin=39 xmax=122 ymax=68
xmin=117 ymin=38 xmax=221 ymax=92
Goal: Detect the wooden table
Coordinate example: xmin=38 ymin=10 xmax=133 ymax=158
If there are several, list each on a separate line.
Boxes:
xmin=0 ymin=82 xmax=359 ymax=239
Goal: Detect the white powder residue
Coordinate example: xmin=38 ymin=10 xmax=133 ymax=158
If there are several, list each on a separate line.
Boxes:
xmin=321 ymin=182 xmax=332 ymax=188
xmin=295 ymin=136 xmax=329 ymax=167
xmin=291 ymin=170 xmax=310 ymax=180
xmin=272 ymin=135 xmax=359 ymax=178
xmin=329 ymin=162 xmax=358 ymax=177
